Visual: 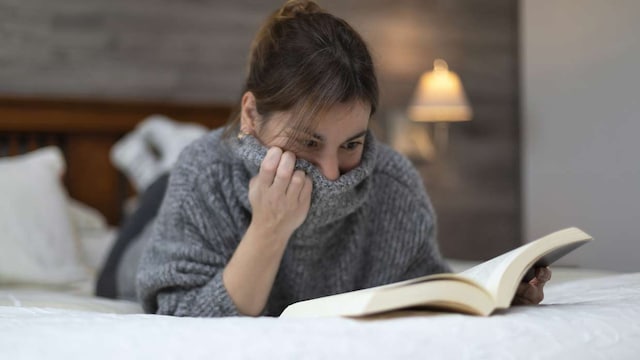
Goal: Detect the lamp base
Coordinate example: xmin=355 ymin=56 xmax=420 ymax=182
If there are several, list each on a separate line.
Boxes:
xmin=431 ymin=122 xmax=450 ymax=154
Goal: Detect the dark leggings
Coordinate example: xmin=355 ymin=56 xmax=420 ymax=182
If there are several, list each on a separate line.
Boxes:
xmin=95 ymin=173 xmax=169 ymax=298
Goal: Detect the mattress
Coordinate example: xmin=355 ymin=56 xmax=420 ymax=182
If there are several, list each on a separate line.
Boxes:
xmin=1 ymin=272 xmax=639 ymax=359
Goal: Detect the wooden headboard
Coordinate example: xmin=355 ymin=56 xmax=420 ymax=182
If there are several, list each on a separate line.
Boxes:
xmin=0 ymin=96 xmax=233 ymax=225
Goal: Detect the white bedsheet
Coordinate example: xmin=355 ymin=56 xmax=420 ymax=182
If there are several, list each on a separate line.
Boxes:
xmin=1 ymin=272 xmax=639 ymax=359
xmin=0 ymin=285 xmax=142 ymax=314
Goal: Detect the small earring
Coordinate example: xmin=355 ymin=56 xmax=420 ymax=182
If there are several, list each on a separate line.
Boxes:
xmin=237 ymin=130 xmax=249 ymax=139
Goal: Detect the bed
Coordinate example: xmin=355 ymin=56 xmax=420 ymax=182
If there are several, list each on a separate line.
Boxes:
xmin=1 ymin=96 xmax=639 ymax=359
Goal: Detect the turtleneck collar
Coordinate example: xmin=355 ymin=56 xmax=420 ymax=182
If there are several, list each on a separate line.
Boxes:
xmin=228 ymin=128 xmax=378 ymax=238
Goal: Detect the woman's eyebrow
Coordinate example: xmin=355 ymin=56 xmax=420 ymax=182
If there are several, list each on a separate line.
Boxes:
xmin=344 ymin=130 xmax=367 ymax=142
xmin=310 ymin=130 xmax=367 ymax=142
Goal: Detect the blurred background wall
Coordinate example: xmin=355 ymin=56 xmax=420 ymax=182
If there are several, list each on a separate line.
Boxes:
xmin=0 ymin=0 xmax=521 ymax=261
xmin=522 ymin=0 xmax=640 ymax=272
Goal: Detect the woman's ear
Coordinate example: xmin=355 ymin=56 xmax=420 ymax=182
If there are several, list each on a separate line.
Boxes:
xmin=240 ymin=92 xmax=261 ymax=134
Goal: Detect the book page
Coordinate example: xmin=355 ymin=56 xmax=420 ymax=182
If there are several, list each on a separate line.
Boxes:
xmin=353 ymin=273 xmax=471 ymax=294
xmin=281 ymin=278 xmax=495 ymax=318
xmin=459 ymin=243 xmax=536 ymax=301
xmin=459 ymin=227 xmax=592 ymax=308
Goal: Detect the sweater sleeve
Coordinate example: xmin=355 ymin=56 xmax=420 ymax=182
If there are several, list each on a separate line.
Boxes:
xmin=400 ymin=170 xmax=452 ymax=279
xmin=374 ymin=145 xmax=451 ymax=281
xmin=136 ymin=164 xmax=242 ymax=317
xmin=399 ymin=200 xmax=452 ymax=279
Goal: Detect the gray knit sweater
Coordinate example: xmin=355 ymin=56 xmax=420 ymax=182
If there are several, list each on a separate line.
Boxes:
xmin=136 ymin=127 xmax=450 ymax=317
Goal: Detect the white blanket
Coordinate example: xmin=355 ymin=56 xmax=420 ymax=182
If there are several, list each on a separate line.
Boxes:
xmin=1 ymin=273 xmax=639 ymax=359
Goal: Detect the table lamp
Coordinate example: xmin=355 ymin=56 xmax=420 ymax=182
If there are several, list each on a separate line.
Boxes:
xmin=407 ymin=59 xmax=472 ymax=151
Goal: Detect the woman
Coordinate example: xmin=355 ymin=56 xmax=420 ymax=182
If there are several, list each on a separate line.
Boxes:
xmin=136 ymin=0 xmax=550 ymax=317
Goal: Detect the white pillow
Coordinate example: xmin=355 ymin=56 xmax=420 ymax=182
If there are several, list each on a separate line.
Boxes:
xmin=68 ymin=198 xmax=108 ymax=231
xmin=0 ymin=147 xmax=89 ymax=286
xmin=67 ymin=198 xmax=117 ymax=273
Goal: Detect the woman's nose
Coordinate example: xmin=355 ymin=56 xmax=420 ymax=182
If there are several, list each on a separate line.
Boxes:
xmin=316 ymin=155 xmax=340 ymax=181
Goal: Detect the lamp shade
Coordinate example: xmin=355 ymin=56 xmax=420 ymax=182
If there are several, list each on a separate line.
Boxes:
xmin=407 ymin=59 xmax=472 ymax=122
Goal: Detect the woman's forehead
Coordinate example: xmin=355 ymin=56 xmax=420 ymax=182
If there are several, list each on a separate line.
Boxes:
xmin=273 ymin=100 xmax=370 ymax=128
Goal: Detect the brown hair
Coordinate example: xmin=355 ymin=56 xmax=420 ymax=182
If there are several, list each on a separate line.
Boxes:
xmin=224 ymin=0 xmax=379 ymax=149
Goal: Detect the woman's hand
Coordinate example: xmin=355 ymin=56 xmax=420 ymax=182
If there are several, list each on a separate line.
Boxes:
xmin=512 ymin=267 xmax=552 ymax=305
xmin=248 ymin=147 xmax=312 ymax=239
xmin=224 ymin=147 xmax=312 ymax=316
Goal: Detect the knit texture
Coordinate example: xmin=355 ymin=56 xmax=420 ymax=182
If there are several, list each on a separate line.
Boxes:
xmin=136 ymin=127 xmax=450 ymax=317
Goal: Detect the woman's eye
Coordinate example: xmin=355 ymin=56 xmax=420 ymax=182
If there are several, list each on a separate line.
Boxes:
xmin=342 ymin=141 xmax=363 ymax=151
xmin=300 ymin=139 xmax=319 ymax=148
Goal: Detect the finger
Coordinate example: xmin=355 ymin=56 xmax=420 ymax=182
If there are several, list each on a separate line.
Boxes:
xmin=523 ymin=282 xmax=544 ymax=304
xmin=286 ymin=170 xmax=306 ymax=198
xmin=513 ymin=295 xmax=535 ymax=306
xmin=271 ymin=151 xmax=296 ymax=193
xmin=299 ymin=176 xmax=312 ymax=202
xmin=516 ymin=282 xmax=544 ymax=305
xmin=513 ymin=283 xmax=535 ymax=305
xmin=512 ymin=296 xmax=530 ymax=306
xmin=257 ymin=147 xmax=283 ymax=188
xmin=535 ymin=267 xmax=552 ymax=283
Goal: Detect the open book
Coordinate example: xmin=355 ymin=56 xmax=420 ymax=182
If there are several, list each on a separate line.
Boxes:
xmin=280 ymin=227 xmax=593 ymax=318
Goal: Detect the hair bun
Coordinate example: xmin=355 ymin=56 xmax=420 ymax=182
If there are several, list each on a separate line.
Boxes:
xmin=278 ymin=0 xmax=323 ymax=18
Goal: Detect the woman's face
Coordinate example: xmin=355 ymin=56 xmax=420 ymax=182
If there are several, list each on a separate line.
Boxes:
xmin=241 ymin=93 xmax=370 ymax=181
